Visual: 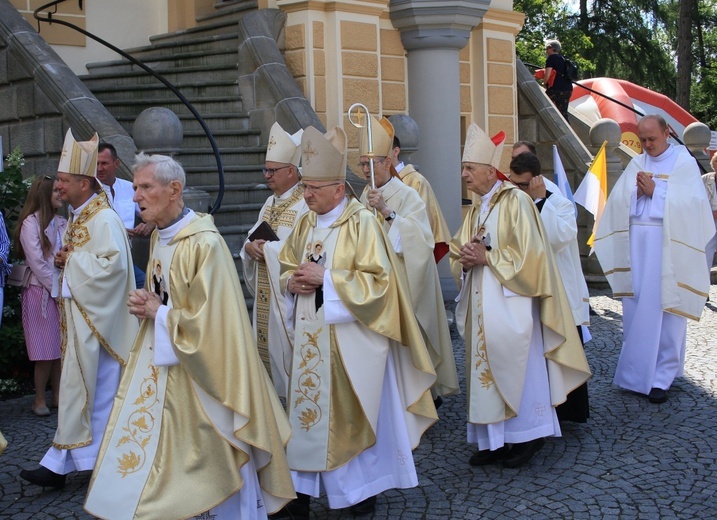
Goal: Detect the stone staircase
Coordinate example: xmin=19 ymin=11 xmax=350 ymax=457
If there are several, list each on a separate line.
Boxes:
xmin=80 ymin=0 xmax=271 ymax=267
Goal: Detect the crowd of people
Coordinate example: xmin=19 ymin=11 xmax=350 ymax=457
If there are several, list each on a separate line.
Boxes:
xmin=0 ymin=109 xmax=713 ymax=519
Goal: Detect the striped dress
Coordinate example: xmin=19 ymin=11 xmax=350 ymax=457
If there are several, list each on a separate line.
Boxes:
xmin=19 ymin=213 xmax=66 ymax=361
xmin=0 ymin=212 xmax=11 ymax=329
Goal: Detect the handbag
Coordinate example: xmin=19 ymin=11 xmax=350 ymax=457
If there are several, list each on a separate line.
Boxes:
xmin=7 ymin=263 xmax=31 ymax=288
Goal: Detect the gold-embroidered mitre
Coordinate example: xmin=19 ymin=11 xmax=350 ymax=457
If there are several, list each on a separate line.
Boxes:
xmin=266 ymin=122 xmax=303 ymax=167
xmin=300 ymin=126 xmax=347 ymax=182
xmin=462 ymin=123 xmax=505 ymax=168
xmin=357 ymin=115 xmax=394 ymax=158
xmin=58 ymin=129 xmax=99 ymax=178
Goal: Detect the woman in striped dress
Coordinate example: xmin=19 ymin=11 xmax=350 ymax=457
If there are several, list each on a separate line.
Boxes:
xmin=13 ymin=176 xmax=66 ymax=416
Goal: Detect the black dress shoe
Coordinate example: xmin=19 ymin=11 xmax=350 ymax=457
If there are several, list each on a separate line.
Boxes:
xmin=269 ymin=492 xmax=310 ymax=520
xmin=648 ymin=387 xmax=668 ymax=404
xmin=433 ymin=396 xmax=443 ymax=409
xmin=502 ymin=438 xmax=545 ymax=468
xmin=19 ymin=466 xmax=66 ymax=489
xmin=350 ymin=495 xmax=377 ymax=516
xmin=468 ymin=446 xmax=509 ymax=466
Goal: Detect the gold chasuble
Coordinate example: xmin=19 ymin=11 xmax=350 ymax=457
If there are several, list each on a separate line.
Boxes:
xmin=450 ymin=183 xmax=591 ymax=423
xmin=86 ymin=214 xmax=294 ymax=519
xmin=360 ymin=180 xmax=459 ymax=398
xmin=55 ymin=192 xmax=137 ymax=449
xmin=279 ymin=198 xmax=437 ymax=472
xmin=241 ymin=184 xmax=309 ymax=397
xmin=398 ymin=164 xmax=452 ymax=261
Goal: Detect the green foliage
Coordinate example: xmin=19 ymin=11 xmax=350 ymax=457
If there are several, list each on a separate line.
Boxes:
xmin=514 ymin=0 xmax=717 ymax=129
xmin=0 ymin=378 xmax=21 ymax=395
xmin=514 ymin=0 xmax=594 ymax=76
xmin=1 ymin=148 xmax=32 ymax=230
xmin=0 ymin=147 xmax=32 ymax=386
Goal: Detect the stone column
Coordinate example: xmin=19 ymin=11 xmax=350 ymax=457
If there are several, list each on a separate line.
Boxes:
xmin=389 ymin=0 xmax=490 ymax=294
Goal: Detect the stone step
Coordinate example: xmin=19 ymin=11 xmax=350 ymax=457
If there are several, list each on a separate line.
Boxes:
xmin=202 ymin=183 xmax=271 ymax=205
xmin=211 ymin=201 xmax=266 ymax=228
xmin=198 ymin=0 xmax=259 ymax=26
xmin=174 ymin=146 xmax=264 ymax=167
xmin=121 ymin=33 xmax=239 ymax=60
xmin=218 ymin=222 xmax=256 ymax=250
xmin=89 ymin=80 xmax=239 ymax=102
xmin=86 ymin=48 xmax=238 ymax=75
xmin=100 ymin=97 xmax=241 ymax=118
xmin=81 ymin=63 xmax=239 ymax=87
xmin=182 ymin=129 xmax=260 ymax=149
xmin=115 ymin=112 xmax=251 ymax=135
xmin=148 ymin=15 xmax=244 ymax=45
xmin=185 ymin=165 xmax=265 ymax=188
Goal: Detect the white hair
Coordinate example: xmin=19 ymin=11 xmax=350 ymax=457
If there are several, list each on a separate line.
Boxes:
xmin=132 ymin=152 xmax=186 ymax=188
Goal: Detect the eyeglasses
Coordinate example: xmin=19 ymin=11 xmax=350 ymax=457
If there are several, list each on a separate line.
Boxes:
xmin=513 ymin=181 xmax=531 ymax=189
xmin=300 ymin=182 xmax=342 ymax=193
xmin=357 ymin=158 xmax=386 ymax=169
xmin=262 ymin=165 xmax=292 ymax=177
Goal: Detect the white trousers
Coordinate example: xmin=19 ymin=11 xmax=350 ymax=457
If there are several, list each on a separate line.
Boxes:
xmin=41 ymin=347 xmax=120 ymax=474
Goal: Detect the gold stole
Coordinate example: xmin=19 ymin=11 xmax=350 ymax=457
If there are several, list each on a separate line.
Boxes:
xmin=286 ymin=225 xmax=336 ymax=470
xmin=459 ymin=198 xmax=536 ymax=423
xmin=54 ymin=193 xmax=118 ymax=449
xmin=255 ymin=186 xmax=304 ymax=377
xmin=59 ymin=192 xmax=112 ymax=313
xmin=85 ymin=238 xmax=178 ymax=517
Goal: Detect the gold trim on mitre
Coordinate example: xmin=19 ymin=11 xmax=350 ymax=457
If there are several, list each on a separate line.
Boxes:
xmin=358 ymin=115 xmax=394 ymax=158
xmin=462 ymin=123 xmax=505 ymax=169
xmin=300 ymin=126 xmax=347 ymax=182
xmin=266 ymin=122 xmax=304 ymax=167
xmin=58 ymin=129 xmax=99 ymax=178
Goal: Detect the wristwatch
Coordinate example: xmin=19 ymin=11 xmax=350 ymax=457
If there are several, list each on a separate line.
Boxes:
xmin=385 ymin=210 xmax=396 ymax=221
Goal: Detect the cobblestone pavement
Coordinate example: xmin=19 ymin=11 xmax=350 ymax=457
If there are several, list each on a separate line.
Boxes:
xmin=2 ymin=287 xmax=717 ymax=519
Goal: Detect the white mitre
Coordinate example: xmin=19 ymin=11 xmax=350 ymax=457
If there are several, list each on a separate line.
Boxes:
xmin=358 ymin=115 xmax=394 ymax=158
xmin=266 ymin=122 xmax=303 ymax=167
xmin=462 ymin=123 xmax=505 ymax=169
xmin=57 ymin=128 xmax=99 ymax=178
xmin=300 ymin=126 xmax=347 ymax=182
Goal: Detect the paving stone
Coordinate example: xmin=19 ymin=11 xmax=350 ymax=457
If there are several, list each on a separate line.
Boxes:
xmin=2 ymin=287 xmax=717 ymax=518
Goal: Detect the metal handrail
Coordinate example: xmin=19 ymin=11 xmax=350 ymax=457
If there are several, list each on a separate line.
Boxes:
xmin=524 ymin=61 xmax=708 ymax=174
xmin=33 ymin=0 xmax=225 ymax=213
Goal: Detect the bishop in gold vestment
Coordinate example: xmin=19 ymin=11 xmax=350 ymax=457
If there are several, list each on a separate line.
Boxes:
xmin=20 ymin=130 xmax=137 ymax=490
xmin=452 ymin=124 xmax=590 ymax=468
xmin=277 ymin=126 xmax=436 ymax=514
xmin=241 ymin=122 xmax=308 ymax=397
xmin=85 ymin=154 xmax=294 ymax=520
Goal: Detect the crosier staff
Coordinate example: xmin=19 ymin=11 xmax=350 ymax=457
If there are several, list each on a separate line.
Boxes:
xmin=348 ymin=103 xmax=376 ymax=215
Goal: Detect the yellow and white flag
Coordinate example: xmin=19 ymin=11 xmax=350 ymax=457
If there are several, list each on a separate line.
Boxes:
xmin=574 ymin=141 xmax=608 ymax=248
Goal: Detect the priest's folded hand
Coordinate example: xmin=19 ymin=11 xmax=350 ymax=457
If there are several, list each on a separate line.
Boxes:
xmin=290 ymin=262 xmax=325 ymax=294
xmin=458 ymin=241 xmax=488 ymax=270
xmin=128 ymin=289 xmax=162 ymax=320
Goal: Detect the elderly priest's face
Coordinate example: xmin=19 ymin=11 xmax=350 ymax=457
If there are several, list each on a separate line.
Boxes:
xmin=133 ymin=165 xmax=182 ymax=229
xmin=462 ymin=162 xmax=497 ymax=196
